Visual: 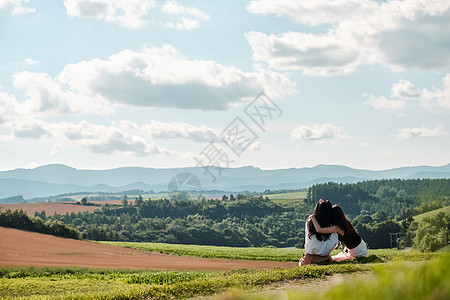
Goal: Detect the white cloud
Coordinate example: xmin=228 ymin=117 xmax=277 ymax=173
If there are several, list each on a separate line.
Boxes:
xmin=391 ymin=75 xmax=450 ymax=111
xmin=161 ymin=0 xmax=208 ymax=19
xmin=291 ymin=123 xmax=349 ymax=142
xmin=248 ymin=141 xmax=263 ymax=151
xmin=246 ymin=0 xmax=450 ymax=75
xmin=0 ymin=0 xmax=35 ymax=15
xmin=395 ymin=124 xmax=447 ymax=140
xmin=0 ymin=112 xmax=224 ymax=157
xmin=142 ymin=121 xmax=219 ymax=142
xmin=164 ymin=17 xmax=200 ymax=31
xmin=0 ymin=92 xmax=20 ymax=124
xmin=64 ymin=0 xmax=209 ymax=30
xmin=64 ymin=0 xmax=155 ymax=29
xmin=56 ymin=45 xmax=295 ymax=111
xmin=12 ymin=71 xmax=112 ymax=116
xmin=390 ymin=79 xmax=421 ymax=99
xmin=21 ymin=58 xmax=40 ymax=66
xmin=2 ymin=45 xmax=295 ymax=137
xmin=161 ymin=0 xmax=209 ymax=30
xmin=362 ymin=94 xmax=406 ymax=110
xmin=45 ymin=120 xmax=174 ymax=157
xmin=246 ymin=0 xmax=377 ymax=26
xmin=13 ymin=122 xmax=51 ymax=139
xmin=364 ymin=74 xmax=450 ymax=112
xmin=246 ymin=31 xmax=362 ymax=76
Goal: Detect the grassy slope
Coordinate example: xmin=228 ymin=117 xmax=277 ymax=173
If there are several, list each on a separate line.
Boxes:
xmin=413 ymin=205 xmax=450 ymax=223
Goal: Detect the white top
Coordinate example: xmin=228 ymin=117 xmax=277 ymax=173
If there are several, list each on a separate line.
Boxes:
xmin=304 ymin=219 xmax=338 ymax=256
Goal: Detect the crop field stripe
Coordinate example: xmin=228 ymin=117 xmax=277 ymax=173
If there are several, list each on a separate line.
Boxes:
xmin=97 ymin=242 xmax=436 ymax=263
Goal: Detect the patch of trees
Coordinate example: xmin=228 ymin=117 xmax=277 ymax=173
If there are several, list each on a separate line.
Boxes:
xmin=0 ymin=208 xmax=79 ymax=239
xmin=39 ymin=196 xmax=311 ymax=248
xmin=412 ymin=212 xmax=449 ymax=252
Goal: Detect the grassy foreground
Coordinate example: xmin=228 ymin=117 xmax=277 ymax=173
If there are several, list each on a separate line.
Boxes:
xmin=237 ymin=254 xmax=450 ymax=300
xmin=0 ymin=254 xmax=446 ymax=300
xmin=0 ymin=243 xmax=442 ymax=300
xmin=98 ymin=241 xmax=436 ymax=262
xmin=0 ymin=263 xmax=372 ymax=299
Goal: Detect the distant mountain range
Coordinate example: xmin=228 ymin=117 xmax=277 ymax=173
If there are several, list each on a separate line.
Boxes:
xmin=0 ymin=163 xmax=449 ymax=201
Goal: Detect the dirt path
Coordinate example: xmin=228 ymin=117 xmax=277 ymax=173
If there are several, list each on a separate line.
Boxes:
xmin=0 ymin=227 xmax=298 ymax=271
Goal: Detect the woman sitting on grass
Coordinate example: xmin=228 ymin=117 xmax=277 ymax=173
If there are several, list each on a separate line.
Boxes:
xmin=300 ymin=199 xmax=338 ymax=265
xmin=311 ymin=204 xmax=367 ymax=261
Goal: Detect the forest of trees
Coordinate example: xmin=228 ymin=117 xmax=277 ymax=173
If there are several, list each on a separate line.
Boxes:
xmin=1 ymin=178 xmax=448 ymax=251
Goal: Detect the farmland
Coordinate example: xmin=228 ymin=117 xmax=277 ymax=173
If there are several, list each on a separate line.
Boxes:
xmin=266 ymin=191 xmax=307 ymax=205
xmin=0 ymin=228 xmax=446 ymax=299
xmin=0 ymin=202 xmax=100 ymax=216
xmin=0 ymin=227 xmax=295 ymax=270
xmin=0 ymin=200 xmax=138 ymax=216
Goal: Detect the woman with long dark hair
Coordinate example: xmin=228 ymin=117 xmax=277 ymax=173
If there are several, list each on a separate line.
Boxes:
xmin=300 ymin=199 xmax=338 ymax=265
xmin=310 ymin=204 xmax=367 ymax=261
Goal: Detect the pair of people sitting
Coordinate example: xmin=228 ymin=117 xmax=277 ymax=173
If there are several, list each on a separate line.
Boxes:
xmin=300 ymin=199 xmax=367 ymax=265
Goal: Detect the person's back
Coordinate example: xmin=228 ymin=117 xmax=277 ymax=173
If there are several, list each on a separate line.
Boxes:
xmin=300 ymin=199 xmax=338 ymax=265
xmin=304 ymin=220 xmax=338 ymax=255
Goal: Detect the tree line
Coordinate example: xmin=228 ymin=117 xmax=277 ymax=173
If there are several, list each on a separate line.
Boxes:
xmin=36 ymin=196 xmax=312 ymax=248
xmin=0 ymin=208 xmax=79 ymax=239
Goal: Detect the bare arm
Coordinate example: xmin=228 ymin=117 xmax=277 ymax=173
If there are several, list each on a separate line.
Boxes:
xmin=311 ymin=216 xmax=345 ymax=235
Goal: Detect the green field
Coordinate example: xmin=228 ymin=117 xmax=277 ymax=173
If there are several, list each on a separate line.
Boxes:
xmin=0 ymin=241 xmax=442 ymax=300
xmin=0 ymin=252 xmax=445 ymax=300
xmin=98 ymin=241 xmax=302 ymax=261
xmin=98 ymin=241 xmax=436 ymax=263
xmin=413 ymin=205 xmax=450 ymax=223
xmin=266 ymin=191 xmax=307 ymax=205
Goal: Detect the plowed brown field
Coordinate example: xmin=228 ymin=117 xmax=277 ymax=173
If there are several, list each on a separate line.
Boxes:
xmin=0 ymin=227 xmax=297 ymax=271
xmin=0 ymin=202 xmax=100 ymax=215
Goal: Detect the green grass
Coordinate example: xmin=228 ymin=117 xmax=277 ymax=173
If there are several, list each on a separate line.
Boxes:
xmin=0 ymin=264 xmax=372 ymax=299
xmin=235 ymin=254 xmax=450 ymax=300
xmin=98 ymin=241 xmax=302 ymax=262
xmin=413 ymin=205 xmax=450 ymax=223
xmin=98 ymin=241 xmax=437 ymax=263
xmin=1 ymin=255 xmax=445 ymax=300
xmin=0 ymin=249 xmax=442 ymax=300
xmin=266 ymin=191 xmax=307 ymax=205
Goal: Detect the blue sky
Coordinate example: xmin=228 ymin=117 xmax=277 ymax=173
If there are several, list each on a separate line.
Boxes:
xmin=0 ymin=0 xmax=449 ymax=171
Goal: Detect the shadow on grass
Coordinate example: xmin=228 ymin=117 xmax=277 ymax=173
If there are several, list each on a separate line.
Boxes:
xmin=316 ymin=255 xmax=385 ymax=266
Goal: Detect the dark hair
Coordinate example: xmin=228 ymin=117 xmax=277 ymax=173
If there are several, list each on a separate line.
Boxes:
xmin=307 ymin=199 xmax=333 ymax=241
xmin=332 ymin=205 xmax=357 ymax=236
